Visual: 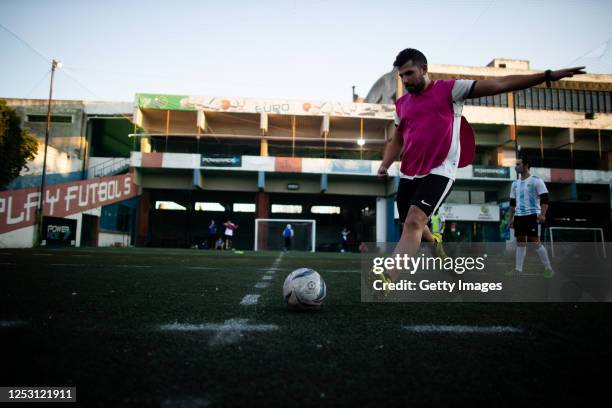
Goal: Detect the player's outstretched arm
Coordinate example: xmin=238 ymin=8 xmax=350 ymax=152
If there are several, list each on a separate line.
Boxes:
xmin=469 ymin=67 xmax=586 ymax=98
xmin=378 ymin=127 xmax=402 ymax=178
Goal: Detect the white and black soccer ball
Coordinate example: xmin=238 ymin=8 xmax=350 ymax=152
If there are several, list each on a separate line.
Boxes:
xmin=283 ymin=268 xmax=326 ymax=310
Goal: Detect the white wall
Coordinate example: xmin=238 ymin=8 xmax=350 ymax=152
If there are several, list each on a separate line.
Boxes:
xmin=98 ymin=231 xmax=130 ymax=247
xmin=0 ymin=225 xmax=36 ymax=248
xmin=0 ymin=207 xmax=101 ymax=248
xmin=22 ymin=141 xmax=83 ymax=176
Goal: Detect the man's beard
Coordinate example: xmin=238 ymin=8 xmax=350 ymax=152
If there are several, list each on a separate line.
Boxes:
xmin=405 ymin=80 xmax=425 ymax=95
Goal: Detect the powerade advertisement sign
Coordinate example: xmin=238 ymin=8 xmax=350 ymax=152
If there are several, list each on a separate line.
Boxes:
xmin=472 ymin=165 xmax=510 ymax=179
xmin=42 ymin=216 xmax=77 ymax=247
xmin=200 ymin=156 xmax=242 ymax=167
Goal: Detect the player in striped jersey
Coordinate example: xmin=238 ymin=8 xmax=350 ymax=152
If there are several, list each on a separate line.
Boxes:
xmin=509 ymin=157 xmax=554 ymax=277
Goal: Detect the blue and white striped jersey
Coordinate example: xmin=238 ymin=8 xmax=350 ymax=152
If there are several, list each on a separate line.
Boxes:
xmin=510 ymin=175 xmax=548 ymax=216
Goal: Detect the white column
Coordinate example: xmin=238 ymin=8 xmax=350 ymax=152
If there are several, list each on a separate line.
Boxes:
xmin=376 ymin=197 xmax=387 ymax=243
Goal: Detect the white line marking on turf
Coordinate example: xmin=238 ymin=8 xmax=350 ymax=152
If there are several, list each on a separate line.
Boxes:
xmin=33 ymin=253 xmax=53 ymax=256
xmin=186 ymin=266 xmax=216 ymax=270
xmin=159 ymin=319 xmax=278 ymax=346
xmin=402 ymin=325 xmax=523 ymax=334
xmin=262 ymin=275 xmax=274 ymax=281
xmin=50 ymin=263 xmax=85 ymax=267
xmin=160 ymin=397 xmax=210 ymax=408
xmin=0 ymin=320 xmax=26 ymax=328
xmin=254 ymin=282 xmax=270 ymax=289
xmin=71 ymin=254 xmax=91 ymax=257
xmin=240 ymin=294 xmax=260 ymax=305
xmin=117 ymin=265 xmax=152 ymax=268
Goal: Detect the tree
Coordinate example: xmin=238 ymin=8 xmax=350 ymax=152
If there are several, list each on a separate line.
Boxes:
xmin=0 ymin=100 xmax=39 ymax=190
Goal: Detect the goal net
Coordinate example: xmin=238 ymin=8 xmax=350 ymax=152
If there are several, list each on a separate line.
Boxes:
xmin=254 ymin=219 xmax=316 ymax=252
xmin=544 ymin=226 xmax=607 ymax=258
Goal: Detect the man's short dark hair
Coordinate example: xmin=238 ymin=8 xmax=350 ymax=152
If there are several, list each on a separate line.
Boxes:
xmin=393 ymin=48 xmax=428 ymax=68
xmin=518 ymin=156 xmax=531 ymax=168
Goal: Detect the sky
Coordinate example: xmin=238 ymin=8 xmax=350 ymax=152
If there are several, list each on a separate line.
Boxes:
xmin=1 ymin=0 xmax=611 ymax=103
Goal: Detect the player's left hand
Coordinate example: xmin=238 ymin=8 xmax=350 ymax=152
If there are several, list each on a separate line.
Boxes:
xmin=537 ymin=214 xmax=546 ymax=224
xmin=551 ymin=67 xmax=586 ymax=80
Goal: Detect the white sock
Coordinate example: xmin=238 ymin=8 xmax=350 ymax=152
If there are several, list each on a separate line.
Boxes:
xmin=536 ymin=245 xmax=551 ymax=269
xmin=516 ymin=246 xmax=527 ymax=272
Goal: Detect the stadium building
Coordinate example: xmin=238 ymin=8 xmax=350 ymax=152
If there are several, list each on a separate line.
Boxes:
xmin=1 ymin=58 xmax=611 ymax=249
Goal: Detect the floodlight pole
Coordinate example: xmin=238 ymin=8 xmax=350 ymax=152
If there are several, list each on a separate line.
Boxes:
xmin=37 ymin=59 xmax=60 ymax=245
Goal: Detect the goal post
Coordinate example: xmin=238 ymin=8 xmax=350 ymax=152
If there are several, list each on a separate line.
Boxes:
xmin=254 ymin=218 xmax=316 ymax=252
xmin=545 ymin=226 xmax=606 ymax=258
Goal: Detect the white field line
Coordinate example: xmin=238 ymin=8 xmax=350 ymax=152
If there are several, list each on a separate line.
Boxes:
xmin=50 ymin=263 xmax=85 ymax=267
xmin=160 ymin=397 xmax=210 ymax=408
xmin=159 ymin=318 xmax=278 ymax=346
xmin=261 ymin=275 xmax=274 ymax=281
xmin=403 ymin=325 xmax=523 ymax=334
xmin=116 ymin=265 xmax=152 ymax=268
xmin=240 ymin=294 xmax=260 ymax=305
xmin=0 ymin=320 xmax=27 ymax=328
xmin=254 ymin=282 xmax=270 ymax=289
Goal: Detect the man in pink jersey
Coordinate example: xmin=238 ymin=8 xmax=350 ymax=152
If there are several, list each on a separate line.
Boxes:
xmin=375 ymin=48 xmax=584 ymax=285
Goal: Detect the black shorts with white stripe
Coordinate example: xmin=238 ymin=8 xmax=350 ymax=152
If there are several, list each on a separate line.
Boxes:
xmin=397 ymin=174 xmax=454 ymax=223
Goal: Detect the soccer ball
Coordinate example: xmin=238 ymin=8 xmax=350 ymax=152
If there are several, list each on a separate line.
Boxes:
xmin=283 ymin=268 xmax=326 ymax=310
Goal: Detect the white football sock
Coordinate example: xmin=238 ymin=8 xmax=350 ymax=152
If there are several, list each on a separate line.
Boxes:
xmin=516 ymin=246 xmax=527 ymax=272
xmin=536 ymin=245 xmax=552 ymax=269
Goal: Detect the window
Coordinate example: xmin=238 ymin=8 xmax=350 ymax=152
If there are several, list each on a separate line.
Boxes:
xmin=493 ymin=94 xmax=501 ymax=107
xmin=155 ymin=201 xmax=186 ymax=210
xmin=585 ymin=91 xmax=592 ymax=113
xmin=195 ymin=202 xmax=225 ymax=212
xmin=271 ymin=204 xmax=302 ymax=214
xmin=470 ymin=191 xmax=485 ymax=204
xmin=571 ymin=91 xmax=578 ymax=112
xmin=26 ymin=114 xmax=73 ymax=123
xmin=551 ymin=89 xmax=559 ymax=110
xmin=445 ymin=190 xmax=469 ymax=204
xmin=311 ymin=206 xmax=341 ymax=214
xmin=578 ymin=91 xmax=586 ymax=112
xmin=538 ymin=88 xmax=546 ymax=110
xmin=524 ymin=89 xmax=533 ymax=109
xmin=500 ymin=92 xmax=508 ymax=107
xmin=559 ymin=89 xmax=566 ymax=111
xmin=598 ymin=92 xmax=606 ymax=113
xmin=233 ymin=203 xmax=255 ymax=213
xmin=605 ymin=92 xmax=611 ymax=113
xmin=545 ymin=89 xmax=552 ymax=110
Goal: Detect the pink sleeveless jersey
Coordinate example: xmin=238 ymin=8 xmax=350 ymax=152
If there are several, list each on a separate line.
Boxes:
xmin=395 ymin=79 xmax=456 ymax=177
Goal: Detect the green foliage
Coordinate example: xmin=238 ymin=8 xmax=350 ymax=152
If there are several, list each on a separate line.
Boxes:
xmin=0 ymin=100 xmax=39 ymax=189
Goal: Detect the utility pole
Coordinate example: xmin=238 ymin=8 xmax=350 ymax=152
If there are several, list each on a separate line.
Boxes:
xmin=37 ymin=59 xmax=61 ymax=245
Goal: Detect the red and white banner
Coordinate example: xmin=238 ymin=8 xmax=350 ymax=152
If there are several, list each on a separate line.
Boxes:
xmin=0 ymin=172 xmax=139 ymax=234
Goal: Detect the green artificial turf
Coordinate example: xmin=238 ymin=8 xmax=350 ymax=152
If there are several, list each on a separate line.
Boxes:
xmin=1 ymin=248 xmax=610 ymax=406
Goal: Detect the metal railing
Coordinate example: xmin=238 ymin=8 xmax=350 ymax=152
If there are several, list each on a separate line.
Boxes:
xmin=88 ymin=157 xmax=130 ymax=178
